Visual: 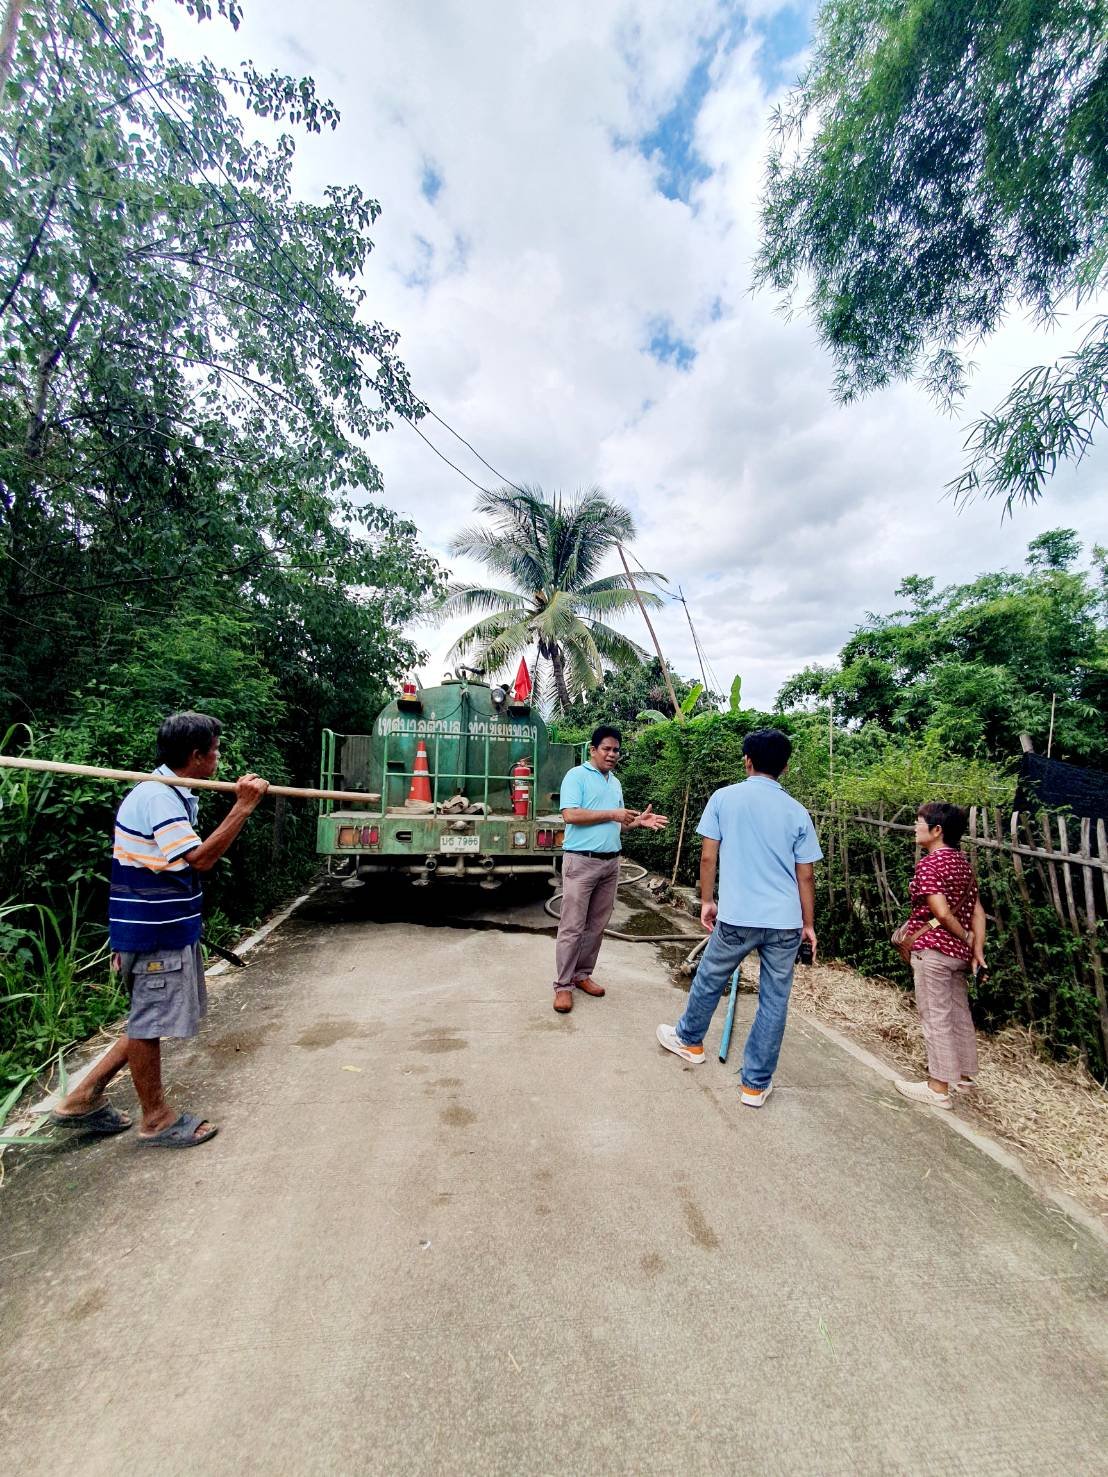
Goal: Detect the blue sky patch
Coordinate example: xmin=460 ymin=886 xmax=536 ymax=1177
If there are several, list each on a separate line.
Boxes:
xmin=754 ymin=3 xmax=814 ymax=92
xmin=637 ymin=48 xmax=715 ymax=203
xmin=403 ymin=234 xmax=435 ymax=290
xmin=647 ymin=320 xmax=697 ymax=372
xmin=420 ymin=162 xmax=443 ymax=204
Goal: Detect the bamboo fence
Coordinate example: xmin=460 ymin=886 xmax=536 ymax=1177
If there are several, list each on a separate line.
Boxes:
xmin=810 ymin=804 xmax=1108 ymax=1067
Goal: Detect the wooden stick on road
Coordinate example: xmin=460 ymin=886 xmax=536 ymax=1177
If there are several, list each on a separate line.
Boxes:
xmin=0 ymin=755 xmax=380 ymax=806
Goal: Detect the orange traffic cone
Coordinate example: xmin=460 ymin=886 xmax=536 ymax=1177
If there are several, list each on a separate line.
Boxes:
xmin=407 ymin=740 xmax=433 ymax=803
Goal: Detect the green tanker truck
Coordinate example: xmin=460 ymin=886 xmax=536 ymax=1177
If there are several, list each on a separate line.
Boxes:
xmin=317 ymin=671 xmax=578 ymax=887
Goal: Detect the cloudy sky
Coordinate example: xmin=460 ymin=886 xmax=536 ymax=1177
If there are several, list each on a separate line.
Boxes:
xmin=163 ymin=0 xmax=1108 ymax=709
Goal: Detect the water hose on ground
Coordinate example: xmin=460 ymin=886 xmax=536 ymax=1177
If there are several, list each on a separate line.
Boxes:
xmin=544 ymin=861 xmax=709 ymax=972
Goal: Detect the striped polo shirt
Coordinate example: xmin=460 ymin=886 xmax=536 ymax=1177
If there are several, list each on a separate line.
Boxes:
xmin=109 ymin=764 xmax=204 ymax=951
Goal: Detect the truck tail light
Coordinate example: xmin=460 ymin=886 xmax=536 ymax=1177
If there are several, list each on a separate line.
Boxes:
xmin=360 ymin=826 xmax=380 ymax=847
xmin=536 ymin=830 xmax=553 ymax=849
xmin=554 ymin=829 xmax=565 ymax=847
xmin=338 ymin=826 xmax=356 ymax=847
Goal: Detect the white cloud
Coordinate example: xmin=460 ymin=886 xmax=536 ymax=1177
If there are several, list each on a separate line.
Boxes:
xmin=161 ymin=0 xmax=1108 ymax=707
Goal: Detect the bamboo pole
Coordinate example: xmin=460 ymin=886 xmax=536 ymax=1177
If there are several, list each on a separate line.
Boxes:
xmin=807 ymin=808 xmax=1108 ymax=874
xmin=670 ymin=782 xmax=691 ymax=888
xmin=1079 ymin=818 xmax=1108 ymax=1064
xmin=616 ymin=543 xmax=683 ymax=721
xmin=838 ymin=812 xmax=852 ymax=914
xmin=1056 ymin=815 xmax=1082 ymax=934
xmin=0 ymin=755 xmax=380 ymax=805
xmin=1008 ymin=810 xmax=1033 ymax=907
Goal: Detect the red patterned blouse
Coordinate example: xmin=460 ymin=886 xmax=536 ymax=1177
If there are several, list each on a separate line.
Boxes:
xmin=906 ymin=846 xmax=978 ymax=964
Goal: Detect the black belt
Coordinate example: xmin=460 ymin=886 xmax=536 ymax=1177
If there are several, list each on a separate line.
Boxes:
xmin=566 ymin=849 xmax=622 ymax=860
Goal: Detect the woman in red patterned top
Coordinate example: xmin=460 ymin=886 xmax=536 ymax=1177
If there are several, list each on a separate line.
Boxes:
xmin=894 ymin=802 xmax=987 ymax=1110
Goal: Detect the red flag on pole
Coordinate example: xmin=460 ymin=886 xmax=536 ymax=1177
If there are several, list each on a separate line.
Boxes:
xmin=513 ymin=658 xmax=533 ymax=702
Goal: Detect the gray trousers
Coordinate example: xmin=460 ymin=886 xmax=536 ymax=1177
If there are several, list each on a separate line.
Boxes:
xmin=553 ymin=853 xmax=621 ymax=991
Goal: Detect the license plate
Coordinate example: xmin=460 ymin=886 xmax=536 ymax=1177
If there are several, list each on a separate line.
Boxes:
xmin=440 ymin=834 xmax=480 ymax=853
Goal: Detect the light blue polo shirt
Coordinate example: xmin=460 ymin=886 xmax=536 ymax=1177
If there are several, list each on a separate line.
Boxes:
xmin=559 ymin=762 xmax=623 ymax=853
xmin=697 ymin=776 xmax=822 ymax=929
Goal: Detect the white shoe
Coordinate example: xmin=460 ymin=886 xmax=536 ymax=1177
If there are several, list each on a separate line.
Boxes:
xmin=894 ymin=1079 xmax=951 ymax=1109
xmin=740 ymin=1081 xmax=773 ymax=1108
xmin=953 ymin=1077 xmax=978 ymax=1092
xmin=656 ymin=1023 xmax=705 ymax=1064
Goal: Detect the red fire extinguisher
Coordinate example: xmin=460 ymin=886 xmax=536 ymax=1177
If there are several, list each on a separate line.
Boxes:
xmin=511 ymin=758 xmax=532 ymax=817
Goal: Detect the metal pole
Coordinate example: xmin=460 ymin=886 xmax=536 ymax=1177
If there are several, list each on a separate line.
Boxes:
xmin=678 ymin=585 xmax=710 ymax=696
xmin=1047 ymin=693 xmax=1057 ymax=757
xmin=718 ymin=968 xmax=741 ymax=1063
xmin=616 ymin=542 xmax=683 ymax=721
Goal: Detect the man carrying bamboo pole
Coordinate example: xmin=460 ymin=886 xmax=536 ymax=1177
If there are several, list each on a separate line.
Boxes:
xmin=50 ymin=712 xmax=268 ymax=1147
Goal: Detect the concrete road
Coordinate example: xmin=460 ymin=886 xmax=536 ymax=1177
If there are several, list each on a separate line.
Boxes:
xmin=2 ymin=885 xmax=1107 ymax=1476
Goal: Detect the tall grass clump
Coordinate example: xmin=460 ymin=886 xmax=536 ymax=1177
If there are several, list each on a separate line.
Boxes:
xmin=0 ymin=899 xmax=125 ymax=1088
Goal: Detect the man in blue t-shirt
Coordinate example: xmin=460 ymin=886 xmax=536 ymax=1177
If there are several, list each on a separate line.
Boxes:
xmin=553 ymin=725 xmax=668 ymax=1013
xmin=50 ymin=712 xmax=268 ymax=1148
xmin=657 ymin=728 xmax=822 ymax=1106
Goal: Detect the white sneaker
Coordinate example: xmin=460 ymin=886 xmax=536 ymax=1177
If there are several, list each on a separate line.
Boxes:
xmin=953 ymin=1077 xmax=978 ymax=1092
xmin=894 ymin=1078 xmax=951 ymax=1109
xmin=656 ymin=1023 xmax=705 ymax=1064
xmin=740 ymin=1081 xmax=773 ymax=1108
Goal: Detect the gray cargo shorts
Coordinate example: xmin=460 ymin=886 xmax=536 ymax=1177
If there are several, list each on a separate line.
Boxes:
xmin=121 ymin=943 xmax=207 ymax=1040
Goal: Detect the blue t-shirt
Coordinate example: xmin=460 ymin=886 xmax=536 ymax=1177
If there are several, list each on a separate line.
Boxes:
xmin=697 ymin=776 xmax=822 ymax=929
xmin=559 ymin=762 xmax=623 ymax=853
xmin=109 ymin=765 xmax=204 ymax=951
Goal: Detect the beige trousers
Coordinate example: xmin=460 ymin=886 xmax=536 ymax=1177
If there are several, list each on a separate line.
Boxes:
xmin=553 ymin=853 xmax=621 ymax=991
xmin=911 ymin=948 xmax=978 ymax=1086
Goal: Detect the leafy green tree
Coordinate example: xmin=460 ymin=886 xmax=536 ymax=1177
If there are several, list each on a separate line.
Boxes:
xmin=755 ymin=0 xmax=1108 ymax=510
xmin=776 ymin=531 xmax=1108 ymax=762
xmin=0 ymin=0 xmax=446 ymax=992
xmin=439 ymin=485 xmax=662 ymax=712
xmin=0 ymin=0 xmax=442 ymax=745
xmin=559 ymin=657 xmax=719 ymax=733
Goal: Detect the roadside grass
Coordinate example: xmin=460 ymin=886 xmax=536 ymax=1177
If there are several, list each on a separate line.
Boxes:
xmin=0 ymin=899 xmax=125 ymax=1124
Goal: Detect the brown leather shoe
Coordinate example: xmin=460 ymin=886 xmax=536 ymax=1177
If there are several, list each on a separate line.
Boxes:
xmin=575 ymin=977 xmax=605 ymax=997
xmin=553 ymin=989 xmax=574 ymax=1013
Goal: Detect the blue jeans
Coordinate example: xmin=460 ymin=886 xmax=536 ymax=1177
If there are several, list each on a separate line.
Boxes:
xmin=676 ymin=922 xmax=802 ymax=1089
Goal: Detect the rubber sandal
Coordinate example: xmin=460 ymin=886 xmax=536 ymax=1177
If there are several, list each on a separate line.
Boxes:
xmin=50 ymin=1103 xmax=132 ymax=1136
xmin=138 ymin=1112 xmax=218 ymax=1148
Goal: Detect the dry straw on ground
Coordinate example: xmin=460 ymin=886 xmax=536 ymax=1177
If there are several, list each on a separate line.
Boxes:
xmin=792 ymin=961 xmax=1108 ymax=1222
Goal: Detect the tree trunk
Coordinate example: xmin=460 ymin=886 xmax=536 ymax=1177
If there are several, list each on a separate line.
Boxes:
xmin=0 ymin=0 xmax=24 ymax=94
xmin=549 ymin=642 xmax=572 ymax=712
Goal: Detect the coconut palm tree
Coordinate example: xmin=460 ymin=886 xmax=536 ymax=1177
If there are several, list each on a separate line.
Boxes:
xmin=438 ymin=485 xmax=665 ymax=712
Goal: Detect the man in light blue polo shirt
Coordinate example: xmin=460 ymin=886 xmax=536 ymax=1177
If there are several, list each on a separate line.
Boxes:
xmin=552 ymin=724 xmax=668 ymax=1013
xmin=657 ymin=727 xmax=822 ymax=1106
